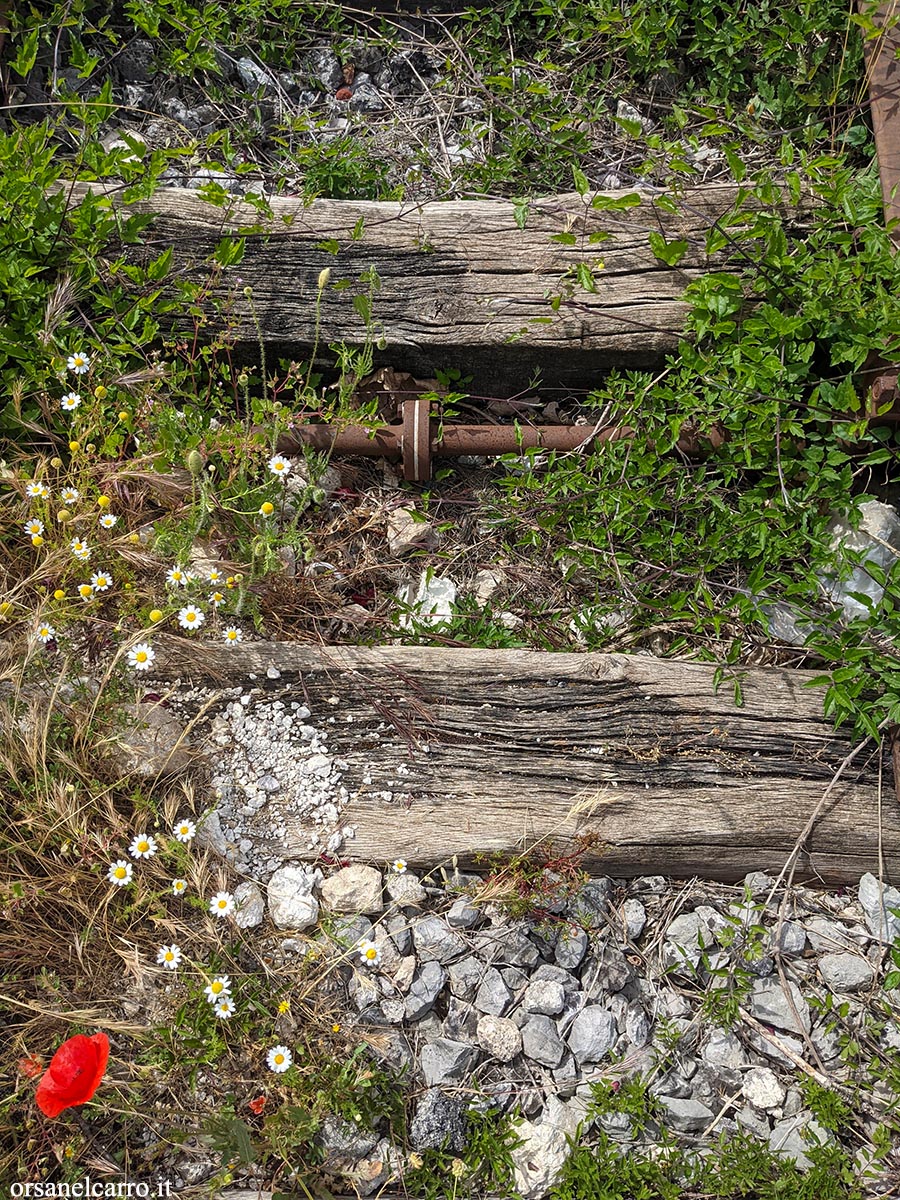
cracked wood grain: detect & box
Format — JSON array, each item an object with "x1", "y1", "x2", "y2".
[{"x1": 149, "y1": 644, "x2": 892, "y2": 883}]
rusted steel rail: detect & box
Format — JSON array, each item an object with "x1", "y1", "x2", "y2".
[{"x1": 863, "y1": 2, "x2": 900, "y2": 412}]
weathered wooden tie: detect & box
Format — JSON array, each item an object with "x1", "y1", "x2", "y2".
[
  {"x1": 151, "y1": 644, "x2": 894, "y2": 886},
  {"x1": 68, "y1": 182, "x2": 806, "y2": 394}
]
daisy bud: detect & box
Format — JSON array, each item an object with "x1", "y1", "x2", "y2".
[
  {"x1": 53, "y1": 590, "x2": 65, "y2": 601},
  {"x1": 118, "y1": 410, "x2": 130, "y2": 421},
  {"x1": 69, "y1": 441, "x2": 80, "y2": 452},
  {"x1": 50, "y1": 457, "x2": 63, "y2": 468},
  {"x1": 95, "y1": 385, "x2": 108, "y2": 399},
  {"x1": 186, "y1": 449, "x2": 204, "y2": 475},
  {"x1": 31, "y1": 535, "x2": 44, "y2": 547},
  {"x1": 57, "y1": 510, "x2": 71, "y2": 523},
  {"x1": 97, "y1": 495, "x2": 111, "y2": 508},
  {"x1": 317, "y1": 267, "x2": 331, "y2": 291}
]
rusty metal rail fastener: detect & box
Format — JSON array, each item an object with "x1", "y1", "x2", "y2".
[{"x1": 277, "y1": 397, "x2": 627, "y2": 481}]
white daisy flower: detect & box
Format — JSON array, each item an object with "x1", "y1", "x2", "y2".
[
  {"x1": 222, "y1": 626, "x2": 243, "y2": 645},
  {"x1": 214, "y1": 996, "x2": 236, "y2": 1020},
  {"x1": 266, "y1": 1045, "x2": 293, "y2": 1073},
  {"x1": 204, "y1": 975, "x2": 231, "y2": 1003},
  {"x1": 67, "y1": 351, "x2": 91, "y2": 374},
  {"x1": 177, "y1": 605, "x2": 205, "y2": 631},
  {"x1": 90, "y1": 571, "x2": 112, "y2": 592},
  {"x1": 35, "y1": 624, "x2": 56, "y2": 643},
  {"x1": 208, "y1": 568, "x2": 223, "y2": 583},
  {"x1": 268, "y1": 454, "x2": 291, "y2": 477},
  {"x1": 24, "y1": 519, "x2": 44, "y2": 536},
  {"x1": 172, "y1": 878, "x2": 188, "y2": 896},
  {"x1": 99, "y1": 513, "x2": 118, "y2": 528},
  {"x1": 358, "y1": 940, "x2": 381, "y2": 968},
  {"x1": 392, "y1": 859, "x2": 407, "y2": 874},
  {"x1": 209, "y1": 591, "x2": 225, "y2": 607},
  {"x1": 129, "y1": 834, "x2": 157, "y2": 859},
  {"x1": 78, "y1": 584, "x2": 95, "y2": 601},
  {"x1": 60, "y1": 487, "x2": 79, "y2": 504},
  {"x1": 166, "y1": 566, "x2": 188, "y2": 587},
  {"x1": 173, "y1": 818, "x2": 196, "y2": 843},
  {"x1": 26, "y1": 482, "x2": 50, "y2": 500},
  {"x1": 156, "y1": 944, "x2": 182, "y2": 970},
  {"x1": 108, "y1": 860, "x2": 133, "y2": 887},
  {"x1": 60, "y1": 392, "x2": 81, "y2": 411},
  {"x1": 209, "y1": 891, "x2": 234, "y2": 918},
  {"x1": 70, "y1": 538, "x2": 90, "y2": 561},
  {"x1": 127, "y1": 642, "x2": 155, "y2": 670}
]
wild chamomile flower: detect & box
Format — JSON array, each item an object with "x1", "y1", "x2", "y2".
[
  {"x1": 214, "y1": 997, "x2": 236, "y2": 1020},
  {"x1": 90, "y1": 571, "x2": 112, "y2": 592},
  {"x1": 78, "y1": 584, "x2": 94, "y2": 601},
  {"x1": 67, "y1": 351, "x2": 91, "y2": 374},
  {"x1": 358, "y1": 940, "x2": 381, "y2": 968},
  {"x1": 222, "y1": 626, "x2": 243, "y2": 646},
  {"x1": 129, "y1": 834, "x2": 157, "y2": 860},
  {"x1": 173, "y1": 818, "x2": 196, "y2": 843},
  {"x1": 60, "y1": 392, "x2": 81, "y2": 412},
  {"x1": 266, "y1": 1046, "x2": 293, "y2": 1073},
  {"x1": 99, "y1": 513, "x2": 118, "y2": 529},
  {"x1": 70, "y1": 538, "x2": 90, "y2": 561},
  {"x1": 166, "y1": 566, "x2": 188, "y2": 587},
  {"x1": 392, "y1": 859, "x2": 407, "y2": 874},
  {"x1": 108, "y1": 860, "x2": 133, "y2": 887},
  {"x1": 204, "y1": 975, "x2": 231, "y2": 1003},
  {"x1": 127, "y1": 643, "x2": 155, "y2": 671},
  {"x1": 172, "y1": 878, "x2": 188, "y2": 896},
  {"x1": 35, "y1": 624, "x2": 56, "y2": 644},
  {"x1": 208, "y1": 568, "x2": 223, "y2": 584},
  {"x1": 268, "y1": 454, "x2": 291, "y2": 478},
  {"x1": 26, "y1": 482, "x2": 50, "y2": 500},
  {"x1": 209, "y1": 591, "x2": 225, "y2": 607},
  {"x1": 177, "y1": 605, "x2": 205, "y2": 631},
  {"x1": 156, "y1": 944, "x2": 182, "y2": 970},
  {"x1": 60, "y1": 487, "x2": 79, "y2": 504},
  {"x1": 209, "y1": 891, "x2": 234, "y2": 918},
  {"x1": 23, "y1": 519, "x2": 44, "y2": 537}
]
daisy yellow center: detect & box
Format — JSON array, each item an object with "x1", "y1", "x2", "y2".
[
  {"x1": 179, "y1": 825, "x2": 189, "y2": 834},
  {"x1": 165, "y1": 952, "x2": 174, "y2": 961},
  {"x1": 138, "y1": 840, "x2": 149, "y2": 852},
  {"x1": 136, "y1": 651, "x2": 148, "y2": 663},
  {"x1": 175, "y1": 882, "x2": 184, "y2": 891},
  {"x1": 211, "y1": 981, "x2": 224, "y2": 994},
  {"x1": 114, "y1": 867, "x2": 127, "y2": 879},
  {"x1": 97, "y1": 577, "x2": 108, "y2": 586},
  {"x1": 227, "y1": 631, "x2": 237, "y2": 640},
  {"x1": 365, "y1": 948, "x2": 377, "y2": 960},
  {"x1": 186, "y1": 612, "x2": 197, "y2": 622},
  {"x1": 274, "y1": 1054, "x2": 284, "y2": 1065},
  {"x1": 217, "y1": 899, "x2": 228, "y2": 909}
]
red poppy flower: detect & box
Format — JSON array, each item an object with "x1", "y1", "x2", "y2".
[
  {"x1": 35, "y1": 1032, "x2": 109, "y2": 1118},
  {"x1": 247, "y1": 1095, "x2": 267, "y2": 1115}
]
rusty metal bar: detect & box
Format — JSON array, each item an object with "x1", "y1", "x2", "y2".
[
  {"x1": 864, "y1": 1, "x2": 900, "y2": 239},
  {"x1": 277, "y1": 396, "x2": 626, "y2": 481}
]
